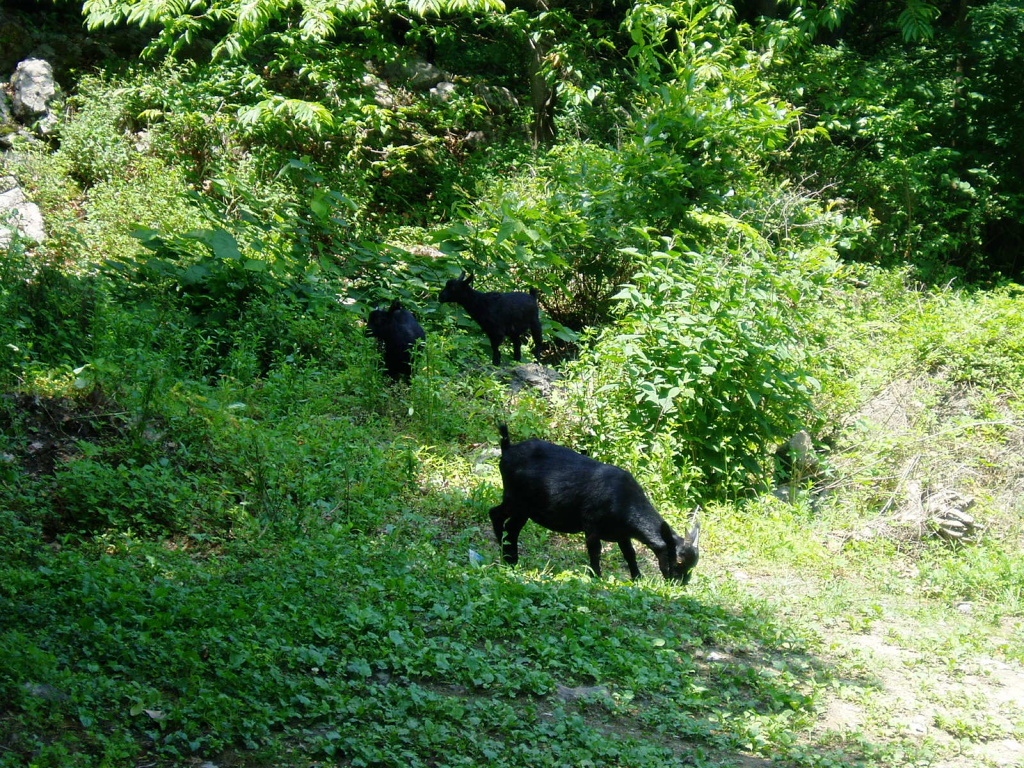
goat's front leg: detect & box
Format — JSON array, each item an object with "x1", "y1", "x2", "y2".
[
  {"x1": 511, "y1": 334, "x2": 524, "y2": 362},
  {"x1": 530, "y1": 322, "x2": 544, "y2": 359},
  {"x1": 618, "y1": 539, "x2": 642, "y2": 580},
  {"x1": 488, "y1": 335, "x2": 504, "y2": 365},
  {"x1": 584, "y1": 531, "x2": 604, "y2": 578},
  {"x1": 489, "y1": 504, "x2": 510, "y2": 558}
]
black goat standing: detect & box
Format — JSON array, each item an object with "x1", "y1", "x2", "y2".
[
  {"x1": 366, "y1": 300, "x2": 426, "y2": 381},
  {"x1": 490, "y1": 425, "x2": 701, "y2": 583},
  {"x1": 438, "y1": 272, "x2": 543, "y2": 365}
]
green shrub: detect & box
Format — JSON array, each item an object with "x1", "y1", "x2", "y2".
[
  {"x1": 0, "y1": 263, "x2": 102, "y2": 376},
  {"x1": 55, "y1": 76, "x2": 137, "y2": 189},
  {"x1": 565, "y1": 223, "x2": 839, "y2": 500},
  {"x1": 79, "y1": 156, "x2": 204, "y2": 263},
  {"x1": 100, "y1": 220, "x2": 351, "y2": 381},
  {"x1": 776, "y1": 32, "x2": 1024, "y2": 281},
  {"x1": 919, "y1": 540, "x2": 1024, "y2": 618},
  {"x1": 437, "y1": 141, "x2": 636, "y2": 332}
]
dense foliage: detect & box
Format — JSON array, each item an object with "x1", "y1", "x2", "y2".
[{"x1": 2, "y1": 0, "x2": 1023, "y2": 764}]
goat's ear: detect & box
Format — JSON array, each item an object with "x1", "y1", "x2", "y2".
[
  {"x1": 686, "y1": 507, "x2": 701, "y2": 547},
  {"x1": 388, "y1": 299, "x2": 402, "y2": 312},
  {"x1": 457, "y1": 271, "x2": 468, "y2": 281}
]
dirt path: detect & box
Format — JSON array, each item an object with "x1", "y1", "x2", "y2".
[{"x1": 812, "y1": 616, "x2": 1024, "y2": 767}]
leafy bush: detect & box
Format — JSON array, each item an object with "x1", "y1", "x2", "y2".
[
  {"x1": 816, "y1": 273, "x2": 1024, "y2": 410},
  {"x1": 910, "y1": 286, "x2": 1024, "y2": 390},
  {"x1": 437, "y1": 141, "x2": 636, "y2": 331},
  {"x1": 55, "y1": 76, "x2": 137, "y2": 189},
  {"x1": 120, "y1": 61, "x2": 272, "y2": 182},
  {"x1": 776, "y1": 22, "x2": 1024, "y2": 281},
  {"x1": 0, "y1": 262, "x2": 102, "y2": 376},
  {"x1": 78, "y1": 156, "x2": 204, "y2": 263},
  {"x1": 565, "y1": 223, "x2": 839, "y2": 500},
  {"x1": 430, "y1": 7, "x2": 824, "y2": 337},
  {"x1": 101, "y1": 221, "x2": 348, "y2": 380},
  {"x1": 620, "y1": 1, "x2": 816, "y2": 229},
  {"x1": 919, "y1": 541, "x2": 1024, "y2": 617}
]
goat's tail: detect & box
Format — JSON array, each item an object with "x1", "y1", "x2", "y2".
[
  {"x1": 497, "y1": 423, "x2": 511, "y2": 451},
  {"x1": 529, "y1": 287, "x2": 540, "y2": 299}
]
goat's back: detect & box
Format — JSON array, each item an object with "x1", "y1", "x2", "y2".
[
  {"x1": 368, "y1": 308, "x2": 424, "y2": 348},
  {"x1": 389, "y1": 309, "x2": 427, "y2": 348},
  {"x1": 476, "y1": 290, "x2": 539, "y2": 334},
  {"x1": 499, "y1": 437, "x2": 658, "y2": 537}
]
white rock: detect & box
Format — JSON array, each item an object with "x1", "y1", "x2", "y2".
[
  {"x1": 11, "y1": 59, "x2": 57, "y2": 119},
  {"x1": 0, "y1": 176, "x2": 47, "y2": 246}
]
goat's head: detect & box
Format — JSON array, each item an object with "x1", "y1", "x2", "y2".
[
  {"x1": 366, "y1": 300, "x2": 404, "y2": 338},
  {"x1": 439, "y1": 272, "x2": 474, "y2": 303},
  {"x1": 366, "y1": 308, "x2": 388, "y2": 338},
  {"x1": 664, "y1": 510, "x2": 701, "y2": 584}
]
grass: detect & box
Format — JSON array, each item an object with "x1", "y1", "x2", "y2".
[
  {"x1": 2, "y1": 333, "x2": 1022, "y2": 768},
  {"x1": 0, "y1": 522, "x2": 815, "y2": 767}
]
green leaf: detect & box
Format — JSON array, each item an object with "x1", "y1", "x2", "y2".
[
  {"x1": 206, "y1": 228, "x2": 244, "y2": 261},
  {"x1": 181, "y1": 264, "x2": 211, "y2": 284}
]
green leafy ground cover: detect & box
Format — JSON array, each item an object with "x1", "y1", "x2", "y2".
[{"x1": 2, "y1": 274, "x2": 1022, "y2": 766}]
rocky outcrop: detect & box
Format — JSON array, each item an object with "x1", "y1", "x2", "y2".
[
  {"x1": 383, "y1": 58, "x2": 447, "y2": 91},
  {"x1": 507, "y1": 363, "x2": 563, "y2": 397},
  {"x1": 362, "y1": 59, "x2": 519, "y2": 151},
  {"x1": 0, "y1": 57, "x2": 58, "y2": 246}
]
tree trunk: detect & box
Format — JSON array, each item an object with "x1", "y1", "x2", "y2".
[
  {"x1": 950, "y1": 0, "x2": 972, "y2": 147},
  {"x1": 528, "y1": 32, "x2": 557, "y2": 146}
]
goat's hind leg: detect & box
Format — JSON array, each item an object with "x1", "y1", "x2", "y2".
[
  {"x1": 490, "y1": 504, "x2": 526, "y2": 566},
  {"x1": 489, "y1": 504, "x2": 508, "y2": 546}
]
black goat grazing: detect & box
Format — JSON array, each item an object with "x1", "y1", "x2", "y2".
[
  {"x1": 438, "y1": 272, "x2": 543, "y2": 365},
  {"x1": 366, "y1": 300, "x2": 426, "y2": 381},
  {"x1": 490, "y1": 425, "x2": 701, "y2": 583}
]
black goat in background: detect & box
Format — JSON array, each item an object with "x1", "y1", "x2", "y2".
[
  {"x1": 367, "y1": 300, "x2": 426, "y2": 381},
  {"x1": 438, "y1": 272, "x2": 543, "y2": 365}
]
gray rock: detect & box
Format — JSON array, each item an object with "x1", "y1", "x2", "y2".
[
  {"x1": 408, "y1": 244, "x2": 445, "y2": 260},
  {"x1": 362, "y1": 72, "x2": 396, "y2": 109},
  {"x1": 508, "y1": 363, "x2": 563, "y2": 396},
  {"x1": 429, "y1": 81, "x2": 457, "y2": 102},
  {"x1": 0, "y1": 175, "x2": 47, "y2": 246},
  {"x1": 11, "y1": 58, "x2": 56, "y2": 119},
  {"x1": 22, "y1": 682, "x2": 70, "y2": 702},
  {"x1": 472, "y1": 445, "x2": 501, "y2": 475},
  {"x1": 474, "y1": 84, "x2": 519, "y2": 111},
  {"x1": 555, "y1": 683, "x2": 611, "y2": 702},
  {"x1": 926, "y1": 488, "x2": 978, "y2": 541},
  {"x1": 384, "y1": 59, "x2": 446, "y2": 91}
]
